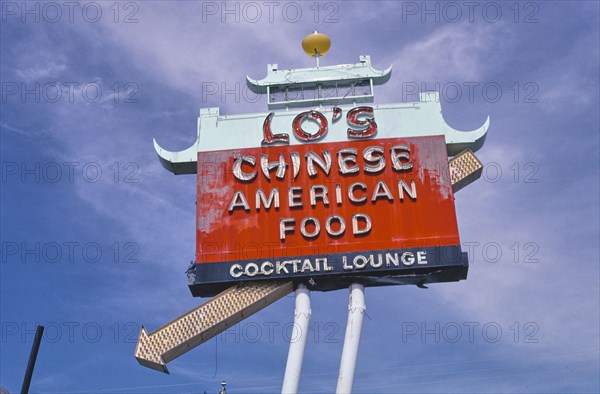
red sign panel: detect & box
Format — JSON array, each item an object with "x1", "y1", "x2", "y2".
[{"x1": 189, "y1": 135, "x2": 464, "y2": 296}]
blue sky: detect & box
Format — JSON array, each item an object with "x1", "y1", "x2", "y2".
[{"x1": 1, "y1": 1, "x2": 599, "y2": 393}]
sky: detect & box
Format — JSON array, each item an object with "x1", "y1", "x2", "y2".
[{"x1": 1, "y1": 1, "x2": 599, "y2": 393}]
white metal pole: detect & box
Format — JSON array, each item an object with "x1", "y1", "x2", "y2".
[
  {"x1": 336, "y1": 283, "x2": 365, "y2": 394},
  {"x1": 281, "y1": 284, "x2": 311, "y2": 394}
]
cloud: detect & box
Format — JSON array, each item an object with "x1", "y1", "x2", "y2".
[
  {"x1": 14, "y1": 58, "x2": 67, "y2": 82},
  {"x1": 538, "y1": 31, "x2": 600, "y2": 113},
  {"x1": 384, "y1": 22, "x2": 514, "y2": 84}
]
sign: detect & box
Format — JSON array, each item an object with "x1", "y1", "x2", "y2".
[
  {"x1": 138, "y1": 47, "x2": 488, "y2": 375},
  {"x1": 190, "y1": 135, "x2": 467, "y2": 296}
]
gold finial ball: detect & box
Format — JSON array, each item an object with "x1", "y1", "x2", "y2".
[{"x1": 302, "y1": 31, "x2": 331, "y2": 57}]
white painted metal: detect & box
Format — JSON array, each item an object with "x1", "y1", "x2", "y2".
[
  {"x1": 336, "y1": 283, "x2": 366, "y2": 394},
  {"x1": 154, "y1": 92, "x2": 489, "y2": 174},
  {"x1": 246, "y1": 55, "x2": 392, "y2": 94},
  {"x1": 281, "y1": 284, "x2": 311, "y2": 394}
]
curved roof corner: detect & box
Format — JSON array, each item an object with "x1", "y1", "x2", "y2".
[
  {"x1": 153, "y1": 138, "x2": 198, "y2": 175},
  {"x1": 444, "y1": 115, "x2": 490, "y2": 156}
]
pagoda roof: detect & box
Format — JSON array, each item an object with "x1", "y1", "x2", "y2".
[{"x1": 246, "y1": 55, "x2": 392, "y2": 94}]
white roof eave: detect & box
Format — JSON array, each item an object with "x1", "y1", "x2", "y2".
[
  {"x1": 247, "y1": 55, "x2": 392, "y2": 94},
  {"x1": 153, "y1": 97, "x2": 489, "y2": 175}
]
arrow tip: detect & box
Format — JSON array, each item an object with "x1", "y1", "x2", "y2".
[{"x1": 135, "y1": 326, "x2": 170, "y2": 374}]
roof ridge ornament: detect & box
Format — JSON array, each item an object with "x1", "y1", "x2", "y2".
[
  {"x1": 302, "y1": 30, "x2": 331, "y2": 67},
  {"x1": 246, "y1": 31, "x2": 392, "y2": 109}
]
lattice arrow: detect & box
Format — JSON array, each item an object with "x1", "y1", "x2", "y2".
[{"x1": 135, "y1": 281, "x2": 293, "y2": 373}]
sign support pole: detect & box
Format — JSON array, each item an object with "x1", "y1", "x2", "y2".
[
  {"x1": 281, "y1": 284, "x2": 311, "y2": 394},
  {"x1": 336, "y1": 284, "x2": 365, "y2": 394}
]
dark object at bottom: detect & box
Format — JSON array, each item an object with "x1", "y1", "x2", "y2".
[{"x1": 21, "y1": 325, "x2": 44, "y2": 394}]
